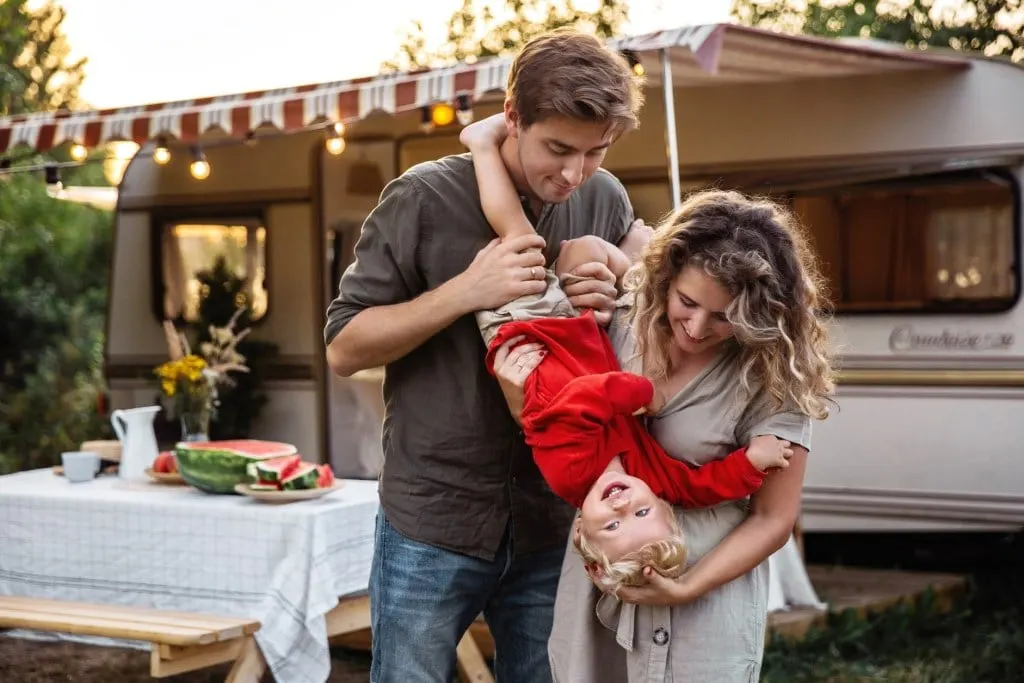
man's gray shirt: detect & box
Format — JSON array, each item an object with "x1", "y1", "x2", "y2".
[{"x1": 325, "y1": 153, "x2": 633, "y2": 560}]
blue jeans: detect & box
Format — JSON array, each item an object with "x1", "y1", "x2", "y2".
[{"x1": 368, "y1": 509, "x2": 565, "y2": 683}]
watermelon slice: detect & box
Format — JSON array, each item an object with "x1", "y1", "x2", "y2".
[
  {"x1": 281, "y1": 462, "x2": 319, "y2": 490},
  {"x1": 175, "y1": 439, "x2": 298, "y2": 494},
  {"x1": 255, "y1": 455, "x2": 301, "y2": 484},
  {"x1": 316, "y1": 464, "x2": 335, "y2": 489}
]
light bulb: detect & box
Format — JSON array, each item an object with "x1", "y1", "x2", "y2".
[
  {"x1": 190, "y1": 159, "x2": 210, "y2": 180},
  {"x1": 154, "y1": 146, "x2": 171, "y2": 165},
  {"x1": 326, "y1": 136, "x2": 346, "y2": 156},
  {"x1": 431, "y1": 103, "x2": 455, "y2": 127},
  {"x1": 70, "y1": 143, "x2": 88, "y2": 161}
]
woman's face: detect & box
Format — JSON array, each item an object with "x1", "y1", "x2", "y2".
[{"x1": 666, "y1": 265, "x2": 735, "y2": 355}]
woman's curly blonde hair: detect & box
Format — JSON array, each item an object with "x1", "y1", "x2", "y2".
[
  {"x1": 624, "y1": 189, "x2": 836, "y2": 420},
  {"x1": 572, "y1": 501, "x2": 688, "y2": 594}
]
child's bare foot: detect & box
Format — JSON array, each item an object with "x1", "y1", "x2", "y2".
[
  {"x1": 460, "y1": 113, "x2": 508, "y2": 149},
  {"x1": 746, "y1": 435, "x2": 793, "y2": 472}
]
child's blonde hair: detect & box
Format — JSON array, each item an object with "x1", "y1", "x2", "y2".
[{"x1": 572, "y1": 500, "x2": 688, "y2": 594}]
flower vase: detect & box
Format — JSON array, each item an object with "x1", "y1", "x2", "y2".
[{"x1": 180, "y1": 407, "x2": 212, "y2": 443}]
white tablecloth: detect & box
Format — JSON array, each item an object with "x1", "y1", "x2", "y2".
[{"x1": 0, "y1": 468, "x2": 380, "y2": 683}]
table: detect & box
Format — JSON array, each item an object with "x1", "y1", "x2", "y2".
[{"x1": 0, "y1": 468, "x2": 379, "y2": 683}]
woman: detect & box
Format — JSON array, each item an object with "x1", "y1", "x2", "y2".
[{"x1": 494, "y1": 189, "x2": 836, "y2": 681}]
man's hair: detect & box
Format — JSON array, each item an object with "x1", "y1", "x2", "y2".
[
  {"x1": 572, "y1": 500, "x2": 687, "y2": 594},
  {"x1": 506, "y1": 28, "x2": 644, "y2": 134}
]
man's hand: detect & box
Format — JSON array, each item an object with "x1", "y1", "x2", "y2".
[
  {"x1": 561, "y1": 261, "x2": 618, "y2": 326},
  {"x1": 456, "y1": 234, "x2": 549, "y2": 312}
]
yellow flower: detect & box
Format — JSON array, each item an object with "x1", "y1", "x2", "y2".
[{"x1": 161, "y1": 379, "x2": 176, "y2": 397}]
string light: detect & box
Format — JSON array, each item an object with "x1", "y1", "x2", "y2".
[
  {"x1": 455, "y1": 94, "x2": 474, "y2": 125},
  {"x1": 622, "y1": 49, "x2": 645, "y2": 78},
  {"x1": 325, "y1": 121, "x2": 346, "y2": 155},
  {"x1": 69, "y1": 143, "x2": 88, "y2": 162},
  {"x1": 153, "y1": 136, "x2": 171, "y2": 165},
  {"x1": 419, "y1": 106, "x2": 434, "y2": 133},
  {"x1": 189, "y1": 146, "x2": 210, "y2": 180},
  {"x1": 44, "y1": 165, "x2": 62, "y2": 190},
  {"x1": 431, "y1": 102, "x2": 456, "y2": 127}
]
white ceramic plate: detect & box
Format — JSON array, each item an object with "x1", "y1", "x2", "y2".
[{"x1": 234, "y1": 481, "x2": 344, "y2": 503}]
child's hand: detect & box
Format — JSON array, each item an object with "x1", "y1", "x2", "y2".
[
  {"x1": 459, "y1": 113, "x2": 508, "y2": 149},
  {"x1": 746, "y1": 435, "x2": 793, "y2": 472}
]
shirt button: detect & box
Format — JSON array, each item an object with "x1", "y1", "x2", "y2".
[{"x1": 652, "y1": 627, "x2": 669, "y2": 646}]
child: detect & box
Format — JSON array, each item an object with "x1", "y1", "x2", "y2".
[{"x1": 461, "y1": 115, "x2": 792, "y2": 593}]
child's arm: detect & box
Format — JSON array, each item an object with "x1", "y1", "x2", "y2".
[
  {"x1": 631, "y1": 445, "x2": 766, "y2": 509},
  {"x1": 460, "y1": 115, "x2": 535, "y2": 241}
]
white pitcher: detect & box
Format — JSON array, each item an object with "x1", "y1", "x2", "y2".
[{"x1": 110, "y1": 405, "x2": 162, "y2": 482}]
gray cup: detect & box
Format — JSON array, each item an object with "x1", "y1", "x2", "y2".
[{"x1": 62, "y1": 451, "x2": 100, "y2": 483}]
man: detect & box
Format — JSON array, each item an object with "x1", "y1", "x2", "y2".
[{"x1": 324, "y1": 29, "x2": 644, "y2": 682}]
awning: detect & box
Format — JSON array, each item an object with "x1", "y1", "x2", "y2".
[{"x1": 0, "y1": 22, "x2": 970, "y2": 155}]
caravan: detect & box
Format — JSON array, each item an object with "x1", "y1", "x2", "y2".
[{"x1": 4, "y1": 23, "x2": 1020, "y2": 534}]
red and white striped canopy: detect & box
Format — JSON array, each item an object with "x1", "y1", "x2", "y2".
[{"x1": 0, "y1": 23, "x2": 969, "y2": 155}]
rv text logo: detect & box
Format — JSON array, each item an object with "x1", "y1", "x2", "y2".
[{"x1": 889, "y1": 326, "x2": 1015, "y2": 352}]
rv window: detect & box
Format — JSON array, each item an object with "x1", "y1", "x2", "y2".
[
  {"x1": 159, "y1": 221, "x2": 268, "y2": 322},
  {"x1": 792, "y1": 172, "x2": 1017, "y2": 314}
]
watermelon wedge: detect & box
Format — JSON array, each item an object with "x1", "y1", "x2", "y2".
[
  {"x1": 175, "y1": 439, "x2": 297, "y2": 494},
  {"x1": 255, "y1": 455, "x2": 301, "y2": 484},
  {"x1": 281, "y1": 462, "x2": 319, "y2": 490},
  {"x1": 316, "y1": 464, "x2": 335, "y2": 489}
]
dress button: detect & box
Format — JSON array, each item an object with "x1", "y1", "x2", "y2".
[{"x1": 652, "y1": 627, "x2": 669, "y2": 646}]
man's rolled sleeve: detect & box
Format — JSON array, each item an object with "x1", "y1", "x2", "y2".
[{"x1": 324, "y1": 176, "x2": 425, "y2": 345}]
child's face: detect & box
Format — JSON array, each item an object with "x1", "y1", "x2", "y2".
[{"x1": 579, "y1": 470, "x2": 676, "y2": 562}]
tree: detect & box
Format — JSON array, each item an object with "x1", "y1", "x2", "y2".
[
  {"x1": 730, "y1": 0, "x2": 1024, "y2": 62},
  {"x1": 385, "y1": 0, "x2": 629, "y2": 72},
  {"x1": 0, "y1": 0, "x2": 87, "y2": 115}
]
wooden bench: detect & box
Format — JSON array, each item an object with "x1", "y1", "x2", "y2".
[{"x1": 0, "y1": 596, "x2": 262, "y2": 681}]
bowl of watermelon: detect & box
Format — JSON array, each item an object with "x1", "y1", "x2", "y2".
[{"x1": 235, "y1": 453, "x2": 340, "y2": 503}]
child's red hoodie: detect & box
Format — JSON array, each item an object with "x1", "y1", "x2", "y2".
[{"x1": 486, "y1": 312, "x2": 764, "y2": 508}]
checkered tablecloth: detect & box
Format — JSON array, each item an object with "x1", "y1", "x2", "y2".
[{"x1": 0, "y1": 468, "x2": 380, "y2": 683}]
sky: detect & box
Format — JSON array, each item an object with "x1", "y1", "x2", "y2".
[{"x1": 54, "y1": 0, "x2": 732, "y2": 109}]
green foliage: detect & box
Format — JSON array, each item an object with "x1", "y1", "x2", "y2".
[
  {"x1": 762, "y1": 568, "x2": 1024, "y2": 682},
  {"x1": 0, "y1": 174, "x2": 112, "y2": 473},
  {"x1": 385, "y1": 0, "x2": 629, "y2": 71},
  {"x1": 189, "y1": 257, "x2": 278, "y2": 440},
  {"x1": 731, "y1": 0, "x2": 1024, "y2": 62},
  {"x1": 0, "y1": 0, "x2": 87, "y2": 115}
]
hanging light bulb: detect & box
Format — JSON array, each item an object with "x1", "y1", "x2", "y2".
[
  {"x1": 153, "y1": 136, "x2": 171, "y2": 165},
  {"x1": 44, "y1": 165, "x2": 62, "y2": 190},
  {"x1": 325, "y1": 120, "x2": 346, "y2": 155},
  {"x1": 69, "y1": 143, "x2": 88, "y2": 161},
  {"x1": 189, "y1": 146, "x2": 210, "y2": 180},
  {"x1": 622, "y1": 49, "x2": 645, "y2": 78},
  {"x1": 431, "y1": 102, "x2": 456, "y2": 127},
  {"x1": 419, "y1": 107, "x2": 434, "y2": 133},
  {"x1": 455, "y1": 94, "x2": 474, "y2": 126}
]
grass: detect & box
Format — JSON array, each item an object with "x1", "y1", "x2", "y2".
[{"x1": 762, "y1": 533, "x2": 1024, "y2": 683}]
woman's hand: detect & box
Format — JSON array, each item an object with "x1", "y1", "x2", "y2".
[
  {"x1": 614, "y1": 567, "x2": 697, "y2": 606},
  {"x1": 492, "y1": 334, "x2": 546, "y2": 423}
]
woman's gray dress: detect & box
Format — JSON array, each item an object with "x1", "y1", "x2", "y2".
[{"x1": 548, "y1": 311, "x2": 812, "y2": 682}]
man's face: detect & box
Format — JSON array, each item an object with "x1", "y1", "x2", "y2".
[{"x1": 506, "y1": 105, "x2": 614, "y2": 204}]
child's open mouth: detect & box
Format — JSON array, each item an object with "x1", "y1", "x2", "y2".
[{"x1": 601, "y1": 482, "x2": 630, "y2": 500}]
